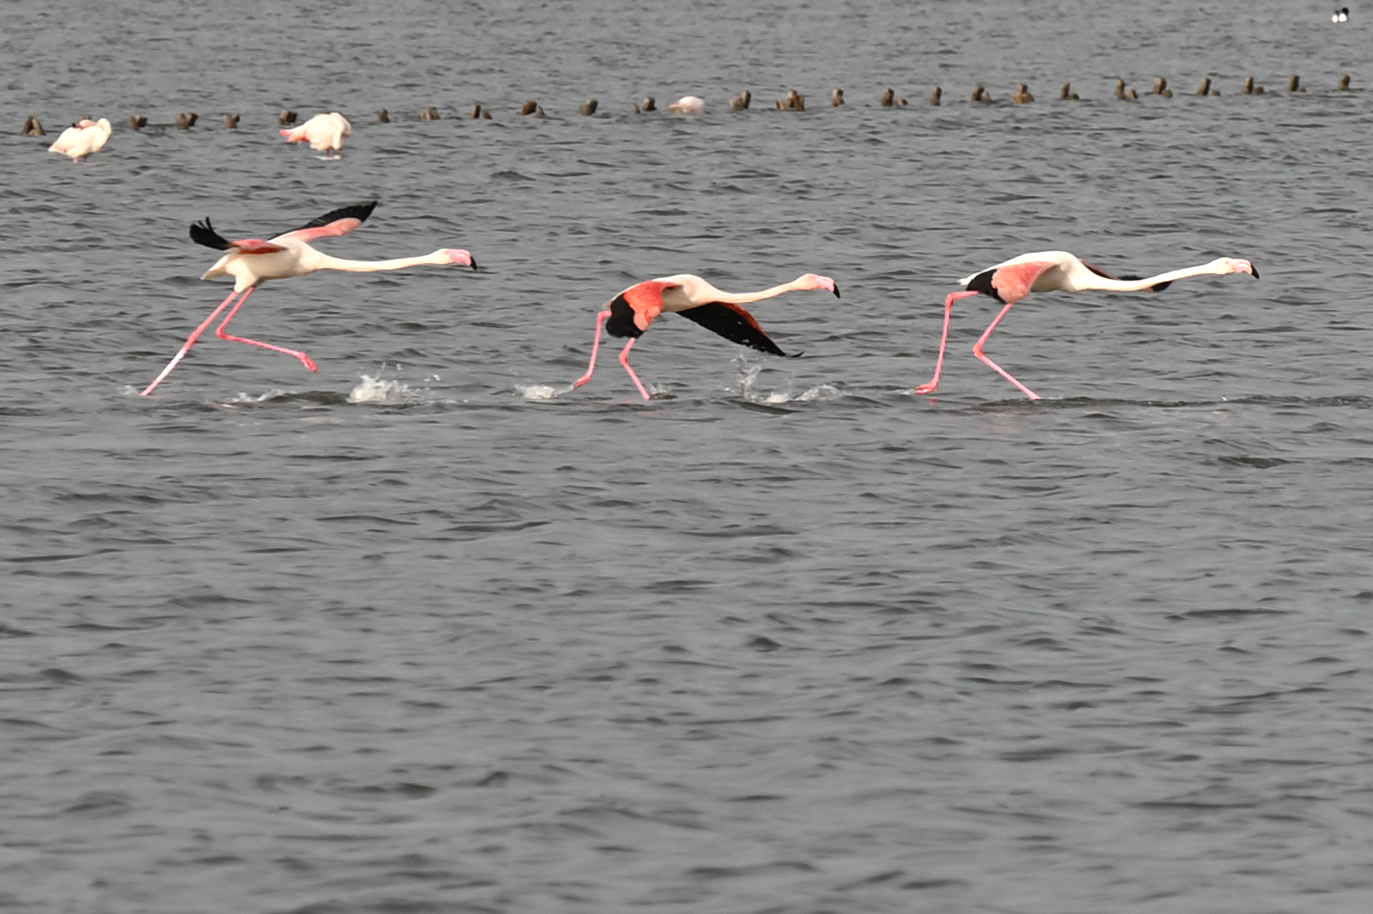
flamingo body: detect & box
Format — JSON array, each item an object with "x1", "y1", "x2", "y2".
[
  {"x1": 914, "y1": 250, "x2": 1258, "y2": 400},
  {"x1": 141, "y1": 201, "x2": 474, "y2": 395},
  {"x1": 668, "y1": 96, "x2": 705, "y2": 115},
  {"x1": 280, "y1": 112, "x2": 351, "y2": 155},
  {"x1": 48, "y1": 118, "x2": 111, "y2": 161},
  {"x1": 573, "y1": 272, "x2": 838, "y2": 399}
]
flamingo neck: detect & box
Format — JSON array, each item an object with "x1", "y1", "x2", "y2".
[
  {"x1": 1083, "y1": 260, "x2": 1232, "y2": 292},
  {"x1": 308, "y1": 250, "x2": 449, "y2": 273},
  {"x1": 713, "y1": 278, "x2": 808, "y2": 304}
]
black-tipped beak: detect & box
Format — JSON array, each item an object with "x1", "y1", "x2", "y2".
[
  {"x1": 1250, "y1": 264, "x2": 1259, "y2": 279},
  {"x1": 470, "y1": 258, "x2": 480, "y2": 271},
  {"x1": 832, "y1": 284, "x2": 841, "y2": 299}
]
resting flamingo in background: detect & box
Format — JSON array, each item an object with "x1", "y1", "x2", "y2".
[
  {"x1": 573, "y1": 273, "x2": 839, "y2": 399},
  {"x1": 141, "y1": 201, "x2": 475, "y2": 396},
  {"x1": 913, "y1": 250, "x2": 1258, "y2": 400},
  {"x1": 668, "y1": 96, "x2": 706, "y2": 114},
  {"x1": 48, "y1": 117, "x2": 112, "y2": 161},
  {"x1": 280, "y1": 112, "x2": 351, "y2": 157}
]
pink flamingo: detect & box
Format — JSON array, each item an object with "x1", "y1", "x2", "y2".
[
  {"x1": 573, "y1": 272, "x2": 839, "y2": 399},
  {"x1": 280, "y1": 112, "x2": 351, "y2": 157},
  {"x1": 48, "y1": 117, "x2": 112, "y2": 161},
  {"x1": 141, "y1": 201, "x2": 475, "y2": 396},
  {"x1": 913, "y1": 250, "x2": 1258, "y2": 400}
]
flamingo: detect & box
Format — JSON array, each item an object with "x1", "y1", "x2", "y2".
[
  {"x1": 141, "y1": 201, "x2": 475, "y2": 396},
  {"x1": 572, "y1": 272, "x2": 839, "y2": 399},
  {"x1": 669, "y1": 95, "x2": 705, "y2": 114},
  {"x1": 280, "y1": 112, "x2": 351, "y2": 157},
  {"x1": 912, "y1": 250, "x2": 1259, "y2": 400},
  {"x1": 47, "y1": 118, "x2": 111, "y2": 161}
]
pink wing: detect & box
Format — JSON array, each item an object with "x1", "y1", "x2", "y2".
[
  {"x1": 190, "y1": 220, "x2": 285, "y2": 254},
  {"x1": 988, "y1": 260, "x2": 1058, "y2": 304},
  {"x1": 274, "y1": 201, "x2": 378, "y2": 244},
  {"x1": 230, "y1": 239, "x2": 287, "y2": 255}
]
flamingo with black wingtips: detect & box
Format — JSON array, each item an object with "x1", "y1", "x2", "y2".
[
  {"x1": 912, "y1": 250, "x2": 1258, "y2": 400},
  {"x1": 573, "y1": 273, "x2": 839, "y2": 399},
  {"x1": 141, "y1": 201, "x2": 475, "y2": 396}
]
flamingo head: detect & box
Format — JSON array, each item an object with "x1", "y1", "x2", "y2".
[
  {"x1": 1217, "y1": 258, "x2": 1258, "y2": 279},
  {"x1": 441, "y1": 248, "x2": 477, "y2": 269},
  {"x1": 800, "y1": 273, "x2": 841, "y2": 297}
]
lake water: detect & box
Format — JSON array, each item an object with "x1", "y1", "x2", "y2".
[{"x1": 4, "y1": 1, "x2": 1373, "y2": 911}]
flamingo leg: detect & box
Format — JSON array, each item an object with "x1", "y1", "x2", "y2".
[
  {"x1": 140, "y1": 287, "x2": 246, "y2": 396},
  {"x1": 617, "y1": 339, "x2": 651, "y2": 400},
  {"x1": 914, "y1": 290, "x2": 980, "y2": 395},
  {"x1": 572, "y1": 310, "x2": 611, "y2": 389},
  {"x1": 972, "y1": 300, "x2": 1040, "y2": 400},
  {"x1": 214, "y1": 288, "x2": 318, "y2": 372}
]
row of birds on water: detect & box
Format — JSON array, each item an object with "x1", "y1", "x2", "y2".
[
  {"x1": 27, "y1": 72, "x2": 1358, "y2": 161},
  {"x1": 135, "y1": 200, "x2": 1259, "y2": 403}
]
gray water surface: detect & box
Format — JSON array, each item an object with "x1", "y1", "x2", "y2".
[{"x1": 3, "y1": 1, "x2": 1373, "y2": 911}]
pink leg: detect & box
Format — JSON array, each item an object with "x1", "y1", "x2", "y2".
[
  {"x1": 214, "y1": 288, "x2": 318, "y2": 372},
  {"x1": 972, "y1": 300, "x2": 1039, "y2": 400},
  {"x1": 141, "y1": 287, "x2": 246, "y2": 396},
  {"x1": 914, "y1": 290, "x2": 980, "y2": 394},
  {"x1": 617, "y1": 338, "x2": 651, "y2": 400},
  {"x1": 573, "y1": 310, "x2": 611, "y2": 389}
]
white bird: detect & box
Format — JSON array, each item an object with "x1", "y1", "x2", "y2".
[
  {"x1": 141, "y1": 201, "x2": 475, "y2": 395},
  {"x1": 47, "y1": 118, "x2": 112, "y2": 162},
  {"x1": 668, "y1": 96, "x2": 705, "y2": 115},
  {"x1": 913, "y1": 250, "x2": 1259, "y2": 400},
  {"x1": 280, "y1": 112, "x2": 351, "y2": 157}
]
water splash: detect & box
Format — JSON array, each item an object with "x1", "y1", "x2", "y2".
[
  {"x1": 517, "y1": 383, "x2": 575, "y2": 400},
  {"x1": 735, "y1": 364, "x2": 842, "y2": 405},
  {"x1": 348, "y1": 374, "x2": 414, "y2": 403}
]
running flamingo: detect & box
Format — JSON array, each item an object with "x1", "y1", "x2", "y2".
[
  {"x1": 573, "y1": 272, "x2": 839, "y2": 399},
  {"x1": 48, "y1": 117, "x2": 112, "y2": 161},
  {"x1": 141, "y1": 201, "x2": 475, "y2": 396},
  {"x1": 913, "y1": 250, "x2": 1258, "y2": 400},
  {"x1": 280, "y1": 112, "x2": 351, "y2": 157}
]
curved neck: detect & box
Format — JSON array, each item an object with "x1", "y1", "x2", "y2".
[{"x1": 308, "y1": 250, "x2": 448, "y2": 273}]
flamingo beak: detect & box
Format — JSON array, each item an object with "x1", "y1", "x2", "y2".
[
  {"x1": 1248, "y1": 263, "x2": 1259, "y2": 279},
  {"x1": 814, "y1": 275, "x2": 840, "y2": 297}
]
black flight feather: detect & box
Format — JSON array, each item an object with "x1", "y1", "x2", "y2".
[
  {"x1": 282, "y1": 200, "x2": 378, "y2": 236},
  {"x1": 677, "y1": 302, "x2": 790, "y2": 357},
  {"x1": 189, "y1": 219, "x2": 232, "y2": 250}
]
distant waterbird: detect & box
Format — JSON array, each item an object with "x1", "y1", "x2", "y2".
[
  {"x1": 280, "y1": 112, "x2": 350, "y2": 157},
  {"x1": 47, "y1": 117, "x2": 111, "y2": 161}
]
